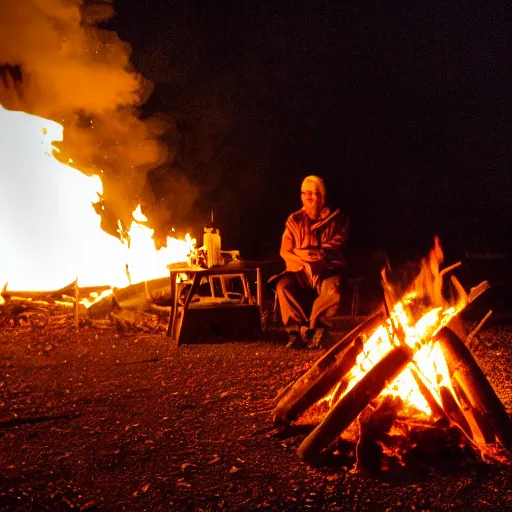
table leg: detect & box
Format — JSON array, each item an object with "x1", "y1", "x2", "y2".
[
  {"x1": 256, "y1": 267, "x2": 263, "y2": 319},
  {"x1": 166, "y1": 271, "x2": 178, "y2": 338},
  {"x1": 176, "y1": 273, "x2": 202, "y2": 346}
]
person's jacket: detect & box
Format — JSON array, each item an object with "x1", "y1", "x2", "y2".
[{"x1": 280, "y1": 207, "x2": 349, "y2": 275}]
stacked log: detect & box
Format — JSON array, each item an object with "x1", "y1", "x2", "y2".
[
  {"x1": 437, "y1": 327, "x2": 512, "y2": 453},
  {"x1": 297, "y1": 345, "x2": 413, "y2": 466},
  {"x1": 273, "y1": 310, "x2": 385, "y2": 425},
  {"x1": 274, "y1": 314, "x2": 511, "y2": 468}
]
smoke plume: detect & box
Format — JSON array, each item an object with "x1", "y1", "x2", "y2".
[{"x1": 0, "y1": 0, "x2": 171, "y2": 235}]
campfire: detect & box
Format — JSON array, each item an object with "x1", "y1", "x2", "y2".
[
  {"x1": 0, "y1": 103, "x2": 250, "y2": 331},
  {"x1": 0, "y1": 102, "x2": 200, "y2": 321},
  {"x1": 274, "y1": 238, "x2": 512, "y2": 470},
  {"x1": 0, "y1": 104, "x2": 196, "y2": 295}
]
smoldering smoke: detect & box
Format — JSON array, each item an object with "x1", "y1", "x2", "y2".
[{"x1": 0, "y1": 0, "x2": 178, "y2": 238}]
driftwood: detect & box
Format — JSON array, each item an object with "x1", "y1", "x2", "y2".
[
  {"x1": 1, "y1": 282, "x2": 110, "y2": 301},
  {"x1": 113, "y1": 277, "x2": 170, "y2": 308},
  {"x1": 437, "y1": 327, "x2": 512, "y2": 453},
  {"x1": 86, "y1": 293, "x2": 117, "y2": 318},
  {"x1": 297, "y1": 345, "x2": 413, "y2": 466},
  {"x1": 273, "y1": 310, "x2": 385, "y2": 425},
  {"x1": 87, "y1": 277, "x2": 172, "y2": 318},
  {"x1": 110, "y1": 309, "x2": 160, "y2": 331}
]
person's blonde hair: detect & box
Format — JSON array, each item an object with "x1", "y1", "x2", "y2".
[{"x1": 301, "y1": 175, "x2": 326, "y2": 201}]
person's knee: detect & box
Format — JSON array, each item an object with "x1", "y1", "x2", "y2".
[
  {"x1": 276, "y1": 274, "x2": 294, "y2": 293},
  {"x1": 322, "y1": 276, "x2": 341, "y2": 296}
]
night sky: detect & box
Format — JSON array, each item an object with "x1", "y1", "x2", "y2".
[{"x1": 110, "y1": 0, "x2": 511, "y2": 267}]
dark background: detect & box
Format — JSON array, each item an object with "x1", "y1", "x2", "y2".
[{"x1": 110, "y1": 0, "x2": 511, "y2": 271}]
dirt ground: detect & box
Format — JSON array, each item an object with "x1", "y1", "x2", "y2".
[{"x1": 0, "y1": 314, "x2": 511, "y2": 511}]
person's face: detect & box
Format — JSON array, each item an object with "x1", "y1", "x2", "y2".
[{"x1": 301, "y1": 181, "x2": 323, "y2": 211}]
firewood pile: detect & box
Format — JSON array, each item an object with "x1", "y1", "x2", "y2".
[
  {"x1": 0, "y1": 278, "x2": 172, "y2": 333},
  {"x1": 273, "y1": 240, "x2": 512, "y2": 471}
]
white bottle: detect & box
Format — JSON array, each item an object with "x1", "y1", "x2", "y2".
[{"x1": 203, "y1": 227, "x2": 222, "y2": 267}]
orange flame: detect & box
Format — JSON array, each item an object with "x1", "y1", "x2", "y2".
[
  {"x1": 324, "y1": 239, "x2": 466, "y2": 419},
  {"x1": 0, "y1": 104, "x2": 195, "y2": 292}
]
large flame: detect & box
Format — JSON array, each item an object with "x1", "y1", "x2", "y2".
[
  {"x1": 0, "y1": 105, "x2": 194, "y2": 291},
  {"x1": 343, "y1": 298, "x2": 463, "y2": 417},
  {"x1": 324, "y1": 241, "x2": 467, "y2": 420}
]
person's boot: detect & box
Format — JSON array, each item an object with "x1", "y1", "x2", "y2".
[
  {"x1": 286, "y1": 330, "x2": 306, "y2": 349},
  {"x1": 300, "y1": 325, "x2": 314, "y2": 347},
  {"x1": 310, "y1": 327, "x2": 331, "y2": 348}
]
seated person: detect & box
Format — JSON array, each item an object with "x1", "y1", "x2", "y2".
[{"x1": 276, "y1": 175, "x2": 349, "y2": 348}]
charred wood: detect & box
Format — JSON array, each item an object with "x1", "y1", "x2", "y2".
[
  {"x1": 356, "y1": 396, "x2": 402, "y2": 473},
  {"x1": 297, "y1": 345, "x2": 413, "y2": 466},
  {"x1": 451, "y1": 378, "x2": 492, "y2": 445},
  {"x1": 467, "y1": 281, "x2": 491, "y2": 304},
  {"x1": 439, "y1": 385, "x2": 473, "y2": 442},
  {"x1": 274, "y1": 369, "x2": 307, "y2": 404}
]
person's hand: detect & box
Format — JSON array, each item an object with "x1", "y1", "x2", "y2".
[
  {"x1": 294, "y1": 248, "x2": 323, "y2": 263},
  {"x1": 308, "y1": 259, "x2": 327, "y2": 275}
]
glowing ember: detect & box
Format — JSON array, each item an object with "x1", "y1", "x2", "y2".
[{"x1": 0, "y1": 105, "x2": 195, "y2": 291}]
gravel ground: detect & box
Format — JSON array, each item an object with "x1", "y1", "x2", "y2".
[{"x1": 0, "y1": 316, "x2": 511, "y2": 511}]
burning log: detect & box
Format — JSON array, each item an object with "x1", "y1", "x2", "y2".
[
  {"x1": 409, "y1": 366, "x2": 448, "y2": 424},
  {"x1": 274, "y1": 237, "x2": 511, "y2": 471},
  {"x1": 355, "y1": 395, "x2": 402, "y2": 473},
  {"x1": 276, "y1": 336, "x2": 364, "y2": 425},
  {"x1": 437, "y1": 327, "x2": 512, "y2": 453},
  {"x1": 113, "y1": 277, "x2": 171, "y2": 308},
  {"x1": 438, "y1": 385, "x2": 473, "y2": 441},
  {"x1": 1, "y1": 281, "x2": 110, "y2": 301},
  {"x1": 273, "y1": 311, "x2": 385, "y2": 425},
  {"x1": 468, "y1": 280, "x2": 491, "y2": 303},
  {"x1": 86, "y1": 292, "x2": 117, "y2": 319},
  {"x1": 297, "y1": 345, "x2": 413, "y2": 466},
  {"x1": 450, "y1": 378, "x2": 492, "y2": 445},
  {"x1": 87, "y1": 277, "x2": 172, "y2": 318}
]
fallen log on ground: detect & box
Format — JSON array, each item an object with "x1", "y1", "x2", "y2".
[
  {"x1": 87, "y1": 277, "x2": 172, "y2": 318},
  {"x1": 110, "y1": 309, "x2": 160, "y2": 331},
  {"x1": 1, "y1": 282, "x2": 110, "y2": 301}
]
